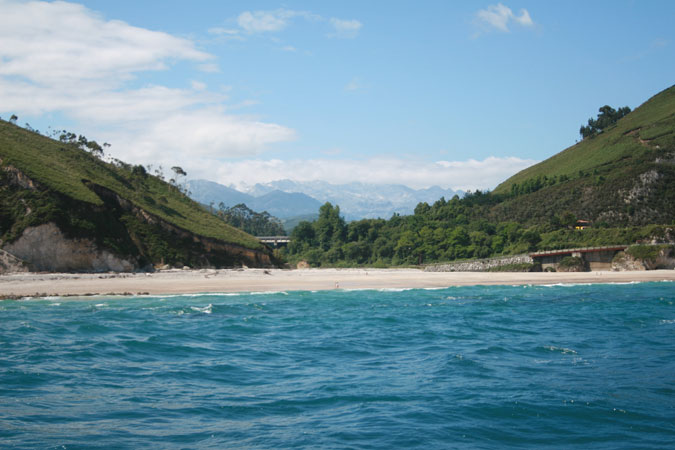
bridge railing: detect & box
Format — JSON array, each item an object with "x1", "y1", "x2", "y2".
[{"x1": 257, "y1": 236, "x2": 292, "y2": 246}]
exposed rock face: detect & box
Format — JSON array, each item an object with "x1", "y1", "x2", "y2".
[
  {"x1": 1, "y1": 160, "x2": 40, "y2": 191},
  {"x1": 0, "y1": 249, "x2": 30, "y2": 274},
  {"x1": 424, "y1": 254, "x2": 533, "y2": 272},
  {"x1": 612, "y1": 247, "x2": 675, "y2": 271},
  {"x1": 611, "y1": 252, "x2": 646, "y2": 271},
  {"x1": 3, "y1": 223, "x2": 137, "y2": 272},
  {"x1": 623, "y1": 170, "x2": 660, "y2": 204}
]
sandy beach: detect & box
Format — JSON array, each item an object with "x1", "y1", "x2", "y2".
[{"x1": 1, "y1": 268, "x2": 673, "y2": 298}]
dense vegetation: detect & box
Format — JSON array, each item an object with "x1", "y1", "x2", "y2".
[
  {"x1": 579, "y1": 105, "x2": 631, "y2": 139},
  {"x1": 282, "y1": 86, "x2": 675, "y2": 267},
  {"x1": 281, "y1": 200, "x2": 671, "y2": 267},
  {"x1": 214, "y1": 203, "x2": 286, "y2": 236},
  {"x1": 0, "y1": 119, "x2": 269, "y2": 268}
]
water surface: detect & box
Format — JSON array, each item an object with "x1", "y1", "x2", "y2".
[{"x1": 1, "y1": 282, "x2": 673, "y2": 448}]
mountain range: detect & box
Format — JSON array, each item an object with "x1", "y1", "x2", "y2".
[{"x1": 187, "y1": 179, "x2": 463, "y2": 221}]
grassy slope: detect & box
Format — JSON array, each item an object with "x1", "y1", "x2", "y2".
[
  {"x1": 494, "y1": 85, "x2": 675, "y2": 193},
  {"x1": 0, "y1": 121, "x2": 262, "y2": 250}
]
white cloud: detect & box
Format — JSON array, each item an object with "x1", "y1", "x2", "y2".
[
  {"x1": 111, "y1": 110, "x2": 296, "y2": 165},
  {"x1": 238, "y1": 10, "x2": 291, "y2": 33},
  {"x1": 0, "y1": 0, "x2": 295, "y2": 163},
  {"x1": 208, "y1": 27, "x2": 240, "y2": 36},
  {"x1": 207, "y1": 27, "x2": 244, "y2": 42},
  {"x1": 227, "y1": 9, "x2": 361, "y2": 40},
  {"x1": 475, "y1": 3, "x2": 534, "y2": 33},
  {"x1": 236, "y1": 9, "x2": 320, "y2": 34},
  {"x1": 329, "y1": 18, "x2": 363, "y2": 39},
  {"x1": 0, "y1": 0, "x2": 211, "y2": 88},
  {"x1": 199, "y1": 156, "x2": 537, "y2": 191},
  {"x1": 191, "y1": 81, "x2": 207, "y2": 91}
]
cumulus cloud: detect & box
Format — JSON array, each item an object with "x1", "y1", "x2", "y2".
[
  {"x1": 199, "y1": 156, "x2": 537, "y2": 191},
  {"x1": 329, "y1": 18, "x2": 363, "y2": 39},
  {"x1": 475, "y1": 3, "x2": 534, "y2": 33},
  {"x1": 112, "y1": 110, "x2": 296, "y2": 163},
  {"x1": 0, "y1": 0, "x2": 211, "y2": 88},
  {"x1": 0, "y1": 0, "x2": 296, "y2": 163}
]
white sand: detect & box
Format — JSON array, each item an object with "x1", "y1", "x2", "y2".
[{"x1": 1, "y1": 268, "x2": 673, "y2": 298}]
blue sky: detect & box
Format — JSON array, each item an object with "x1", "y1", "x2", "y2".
[{"x1": 0, "y1": 0, "x2": 673, "y2": 190}]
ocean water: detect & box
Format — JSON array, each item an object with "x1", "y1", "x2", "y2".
[{"x1": 1, "y1": 283, "x2": 673, "y2": 449}]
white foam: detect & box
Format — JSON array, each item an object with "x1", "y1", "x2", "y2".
[
  {"x1": 186, "y1": 292, "x2": 242, "y2": 297},
  {"x1": 376, "y1": 288, "x2": 413, "y2": 292},
  {"x1": 542, "y1": 281, "x2": 647, "y2": 288},
  {"x1": 147, "y1": 292, "x2": 242, "y2": 299},
  {"x1": 190, "y1": 304, "x2": 212, "y2": 314},
  {"x1": 545, "y1": 345, "x2": 577, "y2": 354},
  {"x1": 250, "y1": 291, "x2": 288, "y2": 296}
]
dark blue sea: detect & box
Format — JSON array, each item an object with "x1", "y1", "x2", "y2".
[{"x1": 1, "y1": 282, "x2": 674, "y2": 449}]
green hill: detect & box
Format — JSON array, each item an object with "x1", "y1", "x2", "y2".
[
  {"x1": 491, "y1": 85, "x2": 675, "y2": 225},
  {"x1": 0, "y1": 120, "x2": 273, "y2": 272}
]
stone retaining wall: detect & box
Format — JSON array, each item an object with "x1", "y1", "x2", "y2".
[{"x1": 424, "y1": 254, "x2": 533, "y2": 272}]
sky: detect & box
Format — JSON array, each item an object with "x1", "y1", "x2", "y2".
[{"x1": 0, "y1": 0, "x2": 673, "y2": 191}]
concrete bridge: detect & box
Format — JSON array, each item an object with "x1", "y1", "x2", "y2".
[
  {"x1": 257, "y1": 236, "x2": 291, "y2": 247},
  {"x1": 530, "y1": 245, "x2": 629, "y2": 270}
]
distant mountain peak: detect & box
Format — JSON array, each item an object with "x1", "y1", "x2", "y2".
[{"x1": 189, "y1": 178, "x2": 462, "y2": 220}]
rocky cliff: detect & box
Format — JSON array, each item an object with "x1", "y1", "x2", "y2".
[
  {"x1": 3, "y1": 223, "x2": 136, "y2": 272},
  {"x1": 611, "y1": 245, "x2": 675, "y2": 271}
]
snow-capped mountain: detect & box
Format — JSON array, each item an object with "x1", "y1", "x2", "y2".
[
  {"x1": 186, "y1": 179, "x2": 322, "y2": 219},
  {"x1": 242, "y1": 180, "x2": 463, "y2": 220},
  {"x1": 188, "y1": 179, "x2": 462, "y2": 220}
]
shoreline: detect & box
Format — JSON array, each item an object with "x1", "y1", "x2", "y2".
[{"x1": 1, "y1": 268, "x2": 674, "y2": 299}]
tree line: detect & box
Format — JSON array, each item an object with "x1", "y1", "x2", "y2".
[
  {"x1": 214, "y1": 203, "x2": 285, "y2": 236},
  {"x1": 579, "y1": 105, "x2": 631, "y2": 139},
  {"x1": 279, "y1": 196, "x2": 662, "y2": 268},
  {"x1": 282, "y1": 197, "x2": 565, "y2": 267}
]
